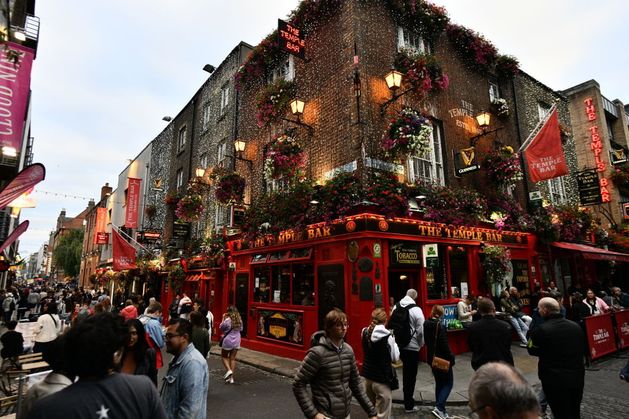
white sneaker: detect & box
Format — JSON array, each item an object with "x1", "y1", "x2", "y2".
[
  {"x1": 405, "y1": 406, "x2": 420, "y2": 413},
  {"x1": 432, "y1": 408, "x2": 448, "y2": 419},
  {"x1": 228, "y1": 377, "x2": 234, "y2": 384},
  {"x1": 224, "y1": 370, "x2": 233, "y2": 380}
]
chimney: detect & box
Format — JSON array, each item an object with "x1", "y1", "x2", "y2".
[{"x1": 101, "y1": 183, "x2": 113, "y2": 201}]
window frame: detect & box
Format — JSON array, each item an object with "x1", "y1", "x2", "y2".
[
  {"x1": 177, "y1": 126, "x2": 187, "y2": 152},
  {"x1": 397, "y1": 26, "x2": 431, "y2": 54},
  {"x1": 407, "y1": 121, "x2": 444, "y2": 186},
  {"x1": 220, "y1": 84, "x2": 230, "y2": 114},
  {"x1": 217, "y1": 141, "x2": 228, "y2": 167},
  {"x1": 268, "y1": 55, "x2": 295, "y2": 84},
  {"x1": 175, "y1": 168, "x2": 184, "y2": 191},
  {"x1": 252, "y1": 262, "x2": 315, "y2": 306},
  {"x1": 202, "y1": 102, "x2": 211, "y2": 130},
  {"x1": 489, "y1": 82, "x2": 500, "y2": 103}
]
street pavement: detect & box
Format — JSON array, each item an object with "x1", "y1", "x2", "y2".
[{"x1": 203, "y1": 343, "x2": 629, "y2": 418}]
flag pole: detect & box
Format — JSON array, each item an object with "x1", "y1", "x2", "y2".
[
  {"x1": 110, "y1": 224, "x2": 152, "y2": 254},
  {"x1": 518, "y1": 103, "x2": 557, "y2": 152}
]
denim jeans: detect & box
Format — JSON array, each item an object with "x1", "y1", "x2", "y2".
[
  {"x1": 432, "y1": 367, "x2": 453, "y2": 412},
  {"x1": 509, "y1": 316, "x2": 528, "y2": 344}
]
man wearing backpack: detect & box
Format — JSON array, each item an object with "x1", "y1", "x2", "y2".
[{"x1": 389, "y1": 289, "x2": 425, "y2": 413}]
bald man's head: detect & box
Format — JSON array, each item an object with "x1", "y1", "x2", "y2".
[{"x1": 538, "y1": 297, "x2": 560, "y2": 318}]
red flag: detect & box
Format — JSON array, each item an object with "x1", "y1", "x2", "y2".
[
  {"x1": 0, "y1": 220, "x2": 28, "y2": 254},
  {"x1": 125, "y1": 178, "x2": 142, "y2": 229},
  {"x1": 522, "y1": 110, "x2": 568, "y2": 182},
  {"x1": 112, "y1": 229, "x2": 137, "y2": 271},
  {"x1": 0, "y1": 163, "x2": 46, "y2": 210},
  {"x1": 94, "y1": 207, "x2": 109, "y2": 244}
]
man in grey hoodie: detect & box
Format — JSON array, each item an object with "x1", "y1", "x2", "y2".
[{"x1": 394, "y1": 289, "x2": 425, "y2": 413}]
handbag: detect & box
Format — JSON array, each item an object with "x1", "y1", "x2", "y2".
[
  {"x1": 218, "y1": 328, "x2": 233, "y2": 347},
  {"x1": 430, "y1": 321, "x2": 451, "y2": 372},
  {"x1": 389, "y1": 365, "x2": 399, "y2": 390}
]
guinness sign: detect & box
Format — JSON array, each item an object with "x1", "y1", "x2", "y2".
[{"x1": 453, "y1": 147, "x2": 480, "y2": 177}]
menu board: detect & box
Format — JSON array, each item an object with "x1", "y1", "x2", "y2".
[{"x1": 512, "y1": 260, "x2": 530, "y2": 306}]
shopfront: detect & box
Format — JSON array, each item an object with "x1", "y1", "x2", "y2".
[{"x1": 226, "y1": 213, "x2": 536, "y2": 360}]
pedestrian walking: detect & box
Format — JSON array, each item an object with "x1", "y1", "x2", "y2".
[
  {"x1": 528, "y1": 297, "x2": 586, "y2": 419},
  {"x1": 219, "y1": 305, "x2": 243, "y2": 384},
  {"x1": 0, "y1": 320, "x2": 24, "y2": 362},
  {"x1": 388, "y1": 288, "x2": 425, "y2": 413},
  {"x1": 468, "y1": 362, "x2": 540, "y2": 419},
  {"x1": 120, "y1": 299, "x2": 139, "y2": 321},
  {"x1": 190, "y1": 311, "x2": 211, "y2": 358},
  {"x1": 293, "y1": 309, "x2": 377, "y2": 419},
  {"x1": 424, "y1": 305, "x2": 455, "y2": 419},
  {"x1": 160, "y1": 318, "x2": 209, "y2": 419},
  {"x1": 360, "y1": 308, "x2": 399, "y2": 419},
  {"x1": 33, "y1": 301, "x2": 62, "y2": 358},
  {"x1": 139, "y1": 302, "x2": 166, "y2": 369},
  {"x1": 467, "y1": 298, "x2": 514, "y2": 370},
  {"x1": 121, "y1": 319, "x2": 157, "y2": 385},
  {"x1": 26, "y1": 312, "x2": 167, "y2": 419},
  {"x1": 2, "y1": 292, "x2": 15, "y2": 324}
]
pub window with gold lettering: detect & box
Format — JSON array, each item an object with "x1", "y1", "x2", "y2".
[{"x1": 252, "y1": 262, "x2": 314, "y2": 306}]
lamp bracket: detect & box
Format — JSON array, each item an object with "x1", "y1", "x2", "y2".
[
  {"x1": 380, "y1": 87, "x2": 414, "y2": 115},
  {"x1": 281, "y1": 117, "x2": 314, "y2": 135},
  {"x1": 227, "y1": 154, "x2": 253, "y2": 170},
  {"x1": 470, "y1": 127, "x2": 504, "y2": 147}
]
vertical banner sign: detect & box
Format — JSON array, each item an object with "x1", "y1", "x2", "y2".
[
  {"x1": 584, "y1": 313, "x2": 617, "y2": 360},
  {"x1": 112, "y1": 229, "x2": 137, "y2": 271},
  {"x1": 615, "y1": 309, "x2": 629, "y2": 349},
  {"x1": 0, "y1": 43, "x2": 35, "y2": 153},
  {"x1": 0, "y1": 220, "x2": 29, "y2": 254},
  {"x1": 93, "y1": 207, "x2": 109, "y2": 244},
  {"x1": 522, "y1": 110, "x2": 569, "y2": 182},
  {"x1": 0, "y1": 163, "x2": 45, "y2": 210},
  {"x1": 278, "y1": 19, "x2": 305, "y2": 59},
  {"x1": 583, "y1": 98, "x2": 611, "y2": 202},
  {"x1": 125, "y1": 178, "x2": 142, "y2": 229}
]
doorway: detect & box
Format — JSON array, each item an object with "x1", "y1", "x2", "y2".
[
  {"x1": 388, "y1": 270, "x2": 420, "y2": 306},
  {"x1": 317, "y1": 264, "x2": 345, "y2": 330},
  {"x1": 235, "y1": 273, "x2": 249, "y2": 337}
]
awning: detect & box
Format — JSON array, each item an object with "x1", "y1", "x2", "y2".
[
  {"x1": 185, "y1": 273, "x2": 202, "y2": 282},
  {"x1": 551, "y1": 242, "x2": 629, "y2": 263}
]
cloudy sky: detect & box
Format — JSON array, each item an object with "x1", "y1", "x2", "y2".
[{"x1": 18, "y1": 0, "x2": 629, "y2": 258}]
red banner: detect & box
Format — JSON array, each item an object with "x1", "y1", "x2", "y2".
[
  {"x1": 523, "y1": 110, "x2": 569, "y2": 182},
  {"x1": 615, "y1": 309, "x2": 629, "y2": 349},
  {"x1": 125, "y1": 178, "x2": 142, "y2": 229},
  {"x1": 584, "y1": 312, "x2": 617, "y2": 360},
  {"x1": 0, "y1": 220, "x2": 28, "y2": 254},
  {"x1": 94, "y1": 207, "x2": 108, "y2": 244},
  {"x1": 112, "y1": 229, "x2": 136, "y2": 271},
  {"x1": 0, "y1": 43, "x2": 35, "y2": 153},
  {"x1": 0, "y1": 163, "x2": 45, "y2": 210}
]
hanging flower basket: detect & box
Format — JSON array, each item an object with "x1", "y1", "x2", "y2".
[
  {"x1": 215, "y1": 172, "x2": 246, "y2": 204},
  {"x1": 164, "y1": 193, "x2": 180, "y2": 207},
  {"x1": 610, "y1": 163, "x2": 629, "y2": 194},
  {"x1": 394, "y1": 48, "x2": 449, "y2": 95},
  {"x1": 175, "y1": 194, "x2": 204, "y2": 222},
  {"x1": 491, "y1": 98, "x2": 509, "y2": 118},
  {"x1": 382, "y1": 108, "x2": 433, "y2": 161},
  {"x1": 482, "y1": 245, "x2": 511, "y2": 288},
  {"x1": 264, "y1": 134, "x2": 305, "y2": 180},
  {"x1": 144, "y1": 204, "x2": 157, "y2": 219},
  {"x1": 482, "y1": 145, "x2": 523, "y2": 189},
  {"x1": 255, "y1": 79, "x2": 296, "y2": 128}
]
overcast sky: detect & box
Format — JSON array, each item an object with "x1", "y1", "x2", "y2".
[{"x1": 18, "y1": 0, "x2": 629, "y2": 258}]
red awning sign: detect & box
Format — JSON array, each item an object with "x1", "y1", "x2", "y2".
[{"x1": 551, "y1": 242, "x2": 629, "y2": 263}]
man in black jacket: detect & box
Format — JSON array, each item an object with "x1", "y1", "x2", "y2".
[
  {"x1": 528, "y1": 297, "x2": 585, "y2": 419},
  {"x1": 467, "y1": 298, "x2": 514, "y2": 370}
]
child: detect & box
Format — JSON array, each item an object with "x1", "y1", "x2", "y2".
[{"x1": 1, "y1": 320, "x2": 24, "y2": 359}]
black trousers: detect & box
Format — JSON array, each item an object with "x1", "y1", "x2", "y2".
[
  {"x1": 543, "y1": 383, "x2": 583, "y2": 419},
  {"x1": 400, "y1": 349, "x2": 420, "y2": 410}
]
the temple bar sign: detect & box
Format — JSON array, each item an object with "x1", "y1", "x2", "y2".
[{"x1": 278, "y1": 19, "x2": 305, "y2": 59}]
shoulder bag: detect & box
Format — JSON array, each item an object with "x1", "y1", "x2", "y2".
[
  {"x1": 219, "y1": 328, "x2": 233, "y2": 347},
  {"x1": 430, "y1": 321, "x2": 451, "y2": 372}
]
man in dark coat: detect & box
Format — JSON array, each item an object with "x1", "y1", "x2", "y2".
[
  {"x1": 467, "y1": 298, "x2": 514, "y2": 370},
  {"x1": 528, "y1": 297, "x2": 585, "y2": 419}
]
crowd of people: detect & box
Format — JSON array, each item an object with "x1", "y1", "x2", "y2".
[{"x1": 1, "y1": 280, "x2": 627, "y2": 419}]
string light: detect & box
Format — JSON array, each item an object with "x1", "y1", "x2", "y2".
[{"x1": 33, "y1": 189, "x2": 126, "y2": 205}]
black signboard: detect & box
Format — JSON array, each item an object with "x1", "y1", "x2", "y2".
[
  {"x1": 173, "y1": 222, "x2": 190, "y2": 239},
  {"x1": 453, "y1": 147, "x2": 480, "y2": 177},
  {"x1": 575, "y1": 169, "x2": 602, "y2": 205},
  {"x1": 278, "y1": 19, "x2": 305, "y2": 59},
  {"x1": 389, "y1": 241, "x2": 422, "y2": 267},
  {"x1": 610, "y1": 149, "x2": 628, "y2": 165}
]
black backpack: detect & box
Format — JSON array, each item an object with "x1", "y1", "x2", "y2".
[{"x1": 387, "y1": 302, "x2": 416, "y2": 348}]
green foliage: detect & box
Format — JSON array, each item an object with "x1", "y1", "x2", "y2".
[{"x1": 53, "y1": 228, "x2": 84, "y2": 278}]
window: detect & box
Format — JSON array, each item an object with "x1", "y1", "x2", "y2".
[
  {"x1": 215, "y1": 204, "x2": 229, "y2": 229},
  {"x1": 425, "y1": 244, "x2": 448, "y2": 300},
  {"x1": 217, "y1": 141, "x2": 227, "y2": 167},
  {"x1": 268, "y1": 55, "x2": 295, "y2": 83},
  {"x1": 178, "y1": 126, "x2": 187, "y2": 152},
  {"x1": 448, "y1": 247, "x2": 468, "y2": 299},
  {"x1": 537, "y1": 102, "x2": 552, "y2": 121},
  {"x1": 408, "y1": 122, "x2": 444, "y2": 185},
  {"x1": 220, "y1": 84, "x2": 230, "y2": 113},
  {"x1": 176, "y1": 168, "x2": 184, "y2": 191},
  {"x1": 397, "y1": 27, "x2": 431, "y2": 54},
  {"x1": 202, "y1": 103, "x2": 211, "y2": 130},
  {"x1": 489, "y1": 82, "x2": 500, "y2": 103},
  {"x1": 267, "y1": 178, "x2": 291, "y2": 193},
  {"x1": 548, "y1": 176, "x2": 568, "y2": 204},
  {"x1": 200, "y1": 153, "x2": 208, "y2": 171},
  {"x1": 252, "y1": 263, "x2": 315, "y2": 306}
]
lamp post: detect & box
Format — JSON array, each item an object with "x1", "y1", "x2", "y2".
[{"x1": 469, "y1": 110, "x2": 503, "y2": 147}]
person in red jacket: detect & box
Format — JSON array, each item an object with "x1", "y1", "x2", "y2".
[{"x1": 120, "y1": 299, "x2": 138, "y2": 321}]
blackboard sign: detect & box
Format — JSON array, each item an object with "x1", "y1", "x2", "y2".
[
  {"x1": 575, "y1": 169, "x2": 602, "y2": 206},
  {"x1": 389, "y1": 241, "x2": 422, "y2": 267},
  {"x1": 173, "y1": 222, "x2": 190, "y2": 239}
]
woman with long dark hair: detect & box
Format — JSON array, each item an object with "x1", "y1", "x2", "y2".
[
  {"x1": 219, "y1": 305, "x2": 242, "y2": 384},
  {"x1": 120, "y1": 318, "x2": 157, "y2": 385},
  {"x1": 424, "y1": 305, "x2": 455, "y2": 419},
  {"x1": 360, "y1": 307, "x2": 399, "y2": 419}
]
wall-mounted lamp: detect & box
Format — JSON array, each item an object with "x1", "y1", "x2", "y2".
[
  {"x1": 469, "y1": 110, "x2": 503, "y2": 147},
  {"x1": 380, "y1": 69, "x2": 413, "y2": 115},
  {"x1": 202, "y1": 64, "x2": 216, "y2": 74},
  {"x1": 195, "y1": 168, "x2": 205, "y2": 178},
  {"x1": 282, "y1": 99, "x2": 314, "y2": 135},
  {"x1": 231, "y1": 140, "x2": 253, "y2": 170},
  {"x1": 162, "y1": 116, "x2": 172, "y2": 122},
  {"x1": 2, "y1": 146, "x2": 17, "y2": 157}
]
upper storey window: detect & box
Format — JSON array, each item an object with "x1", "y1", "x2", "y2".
[
  {"x1": 397, "y1": 27, "x2": 431, "y2": 54},
  {"x1": 268, "y1": 56, "x2": 295, "y2": 84}
]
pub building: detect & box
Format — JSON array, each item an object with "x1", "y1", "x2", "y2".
[{"x1": 226, "y1": 214, "x2": 534, "y2": 360}]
